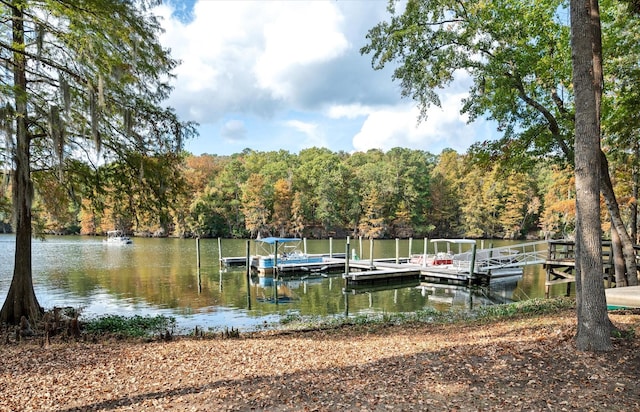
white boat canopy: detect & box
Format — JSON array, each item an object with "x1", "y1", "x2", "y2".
[
  {"x1": 429, "y1": 239, "x2": 476, "y2": 244},
  {"x1": 430, "y1": 238, "x2": 476, "y2": 254},
  {"x1": 255, "y1": 237, "x2": 302, "y2": 245}
]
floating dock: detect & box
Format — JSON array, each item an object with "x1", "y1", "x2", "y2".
[
  {"x1": 220, "y1": 256, "x2": 247, "y2": 267},
  {"x1": 605, "y1": 286, "x2": 640, "y2": 308},
  {"x1": 221, "y1": 241, "x2": 546, "y2": 285}
]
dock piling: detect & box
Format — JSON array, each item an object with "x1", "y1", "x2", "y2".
[
  {"x1": 408, "y1": 238, "x2": 413, "y2": 260},
  {"x1": 245, "y1": 240, "x2": 251, "y2": 309},
  {"x1": 468, "y1": 244, "x2": 477, "y2": 286},
  {"x1": 369, "y1": 238, "x2": 374, "y2": 268},
  {"x1": 345, "y1": 242, "x2": 350, "y2": 278},
  {"x1": 274, "y1": 240, "x2": 279, "y2": 278},
  {"x1": 196, "y1": 237, "x2": 201, "y2": 269},
  {"x1": 423, "y1": 238, "x2": 428, "y2": 267}
]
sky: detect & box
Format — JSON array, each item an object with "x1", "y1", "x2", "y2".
[{"x1": 155, "y1": 0, "x2": 498, "y2": 157}]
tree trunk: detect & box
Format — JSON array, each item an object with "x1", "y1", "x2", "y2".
[
  {"x1": 0, "y1": 3, "x2": 43, "y2": 325},
  {"x1": 600, "y1": 151, "x2": 638, "y2": 285},
  {"x1": 570, "y1": 0, "x2": 611, "y2": 351},
  {"x1": 632, "y1": 142, "x2": 639, "y2": 244},
  {"x1": 611, "y1": 226, "x2": 627, "y2": 286}
]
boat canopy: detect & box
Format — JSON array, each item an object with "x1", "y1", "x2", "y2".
[
  {"x1": 430, "y1": 239, "x2": 476, "y2": 244},
  {"x1": 256, "y1": 237, "x2": 302, "y2": 245}
]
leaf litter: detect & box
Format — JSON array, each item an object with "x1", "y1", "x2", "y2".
[{"x1": 1, "y1": 309, "x2": 639, "y2": 411}]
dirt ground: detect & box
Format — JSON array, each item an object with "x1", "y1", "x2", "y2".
[{"x1": 1, "y1": 309, "x2": 639, "y2": 411}]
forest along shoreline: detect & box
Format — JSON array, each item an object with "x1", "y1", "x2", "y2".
[{"x1": 1, "y1": 299, "x2": 639, "y2": 411}]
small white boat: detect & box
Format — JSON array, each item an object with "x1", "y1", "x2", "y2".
[{"x1": 104, "y1": 230, "x2": 132, "y2": 245}]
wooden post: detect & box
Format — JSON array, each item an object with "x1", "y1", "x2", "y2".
[
  {"x1": 303, "y1": 237, "x2": 307, "y2": 254},
  {"x1": 423, "y1": 237, "x2": 428, "y2": 267},
  {"x1": 274, "y1": 240, "x2": 279, "y2": 278},
  {"x1": 408, "y1": 237, "x2": 413, "y2": 260},
  {"x1": 545, "y1": 241, "x2": 552, "y2": 298},
  {"x1": 274, "y1": 278, "x2": 278, "y2": 305},
  {"x1": 245, "y1": 240, "x2": 251, "y2": 309},
  {"x1": 396, "y1": 238, "x2": 400, "y2": 264},
  {"x1": 329, "y1": 237, "x2": 333, "y2": 258},
  {"x1": 369, "y1": 238, "x2": 374, "y2": 268},
  {"x1": 345, "y1": 241, "x2": 350, "y2": 277},
  {"x1": 344, "y1": 282, "x2": 350, "y2": 317},
  {"x1": 196, "y1": 237, "x2": 201, "y2": 269},
  {"x1": 346, "y1": 236, "x2": 350, "y2": 260},
  {"x1": 487, "y1": 242, "x2": 494, "y2": 277},
  {"x1": 468, "y1": 244, "x2": 477, "y2": 286},
  {"x1": 217, "y1": 237, "x2": 222, "y2": 270},
  {"x1": 359, "y1": 236, "x2": 363, "y2": 261}
]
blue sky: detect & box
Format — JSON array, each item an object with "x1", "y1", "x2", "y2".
[{"x1": 155, "y1": 0, "x2": 498, "y2": 156}]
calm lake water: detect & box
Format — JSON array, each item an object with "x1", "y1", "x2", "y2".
[{"x1": 0, "y1": 235, "x2": 567, "y2": 332}]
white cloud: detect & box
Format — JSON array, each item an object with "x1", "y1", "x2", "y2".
[
  {"x1": 155, "y1": 1, "x2": 496, "y2": 156},
  {"x1": 156, "y1": 1, "x2": 354, "y2": 123},
  {"x1": 326, "y1": 104, "x2": 372, "y2": 119},
  {"x1": 284, "y1": 120, "x2": 328, "y2": 150},
  {"x1": 254, "y1": 3, "x2": 349, "y2": 99},
  {"x1": 221, "y1": 120, "x2": 247, "y2": 142},
  {"x1": 352, "y1": 92, "x2": 479, "y2": 154}
]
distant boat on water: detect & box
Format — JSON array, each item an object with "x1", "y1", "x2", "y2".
[{"x1": 103, "y1": 230, "x2": 132, "y2": 245}]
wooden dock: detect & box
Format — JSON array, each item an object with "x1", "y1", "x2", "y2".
[
  {"x1": 544, "y1": 240, "x2": 614, "y2": 297},
  {"x1": 343, "y1": 277, "x2": 420, "y2": 294},
  {"x1": 343, "y1": 266, "x2": 421, "y2": 282},
  {"x1": 605, "y1": 286, "x2": 640, "y2": 308},
  {"x1": 223, "y1": 244, "x2": 541, "y2": 285},
  {"x1": 220, "y1": 256, "x2": 247, "y2": 267}
]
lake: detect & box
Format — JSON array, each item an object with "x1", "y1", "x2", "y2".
[{"x1": 0, "y1": 235, "x2": 566, "y2": 332}]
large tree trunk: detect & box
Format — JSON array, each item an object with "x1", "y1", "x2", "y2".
[
  {"x1": 570, "y1": 0, "x2": 611, "y2": 351},
  {"x1": 0, "y1": 3, "x2": 43, "y2": 325},
  {"x1": 632, "y1": 142, "x2": 639, "y2": 244},
  {"x1": 600, "y1": 151, "x2": 638, "y2": 285}
]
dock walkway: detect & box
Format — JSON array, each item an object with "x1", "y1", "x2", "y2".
[{"x1": 606, "y1": 286, "x2": 640, "y2": 308}]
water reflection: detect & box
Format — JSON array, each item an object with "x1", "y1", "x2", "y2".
[{"x1": 0, "y1": 235, "x2": 562, "y2": 331}]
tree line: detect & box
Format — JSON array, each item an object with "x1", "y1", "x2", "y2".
[{"x1": 1, "y1": 145, "x2": 633, "y2": 243}]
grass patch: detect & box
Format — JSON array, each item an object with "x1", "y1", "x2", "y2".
[
  {"x1": 275, "y1": 297, "x2": 576, "y2": 332},
  {"x1": 84, "y1": 314, "x2": 176, "y2": 338}
]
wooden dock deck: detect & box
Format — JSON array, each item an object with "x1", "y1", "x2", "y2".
[
  {"x1": 605, "y1": 286, "x2": 640, "y2": 308},
  {"x1": 544, "y1": 240, "x2": 614, "y2": 297},
  {"x1": 220, "y1": 256, "x2": 247, "y2": 267},
  {"x1": 343, "y1": 266, "x2": 421, "y2": 282}
]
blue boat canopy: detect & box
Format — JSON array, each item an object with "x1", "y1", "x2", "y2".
[{"x1": 256, "y1": 237, "x2": 301, "y2": 244}]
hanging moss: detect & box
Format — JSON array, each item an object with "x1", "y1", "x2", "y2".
[
  {"x1": 0, "y1": 103, "x2": 14, "y2": 138},
  {"x1": 89, "y1": 87, "x2": 101, "y2": 153},
  {"x1": 48, "y1": 105, "x2": 65, "y2": 178},
  {"x1": 36, "y1": 24, "x2": 44, "y2": 60},
  {"x1": 59, "y1": 74, "x2": 71, "y2": 113},
  {"x1": 98, "y1": 74, "x2": 105, "y2": 108},
  {"x1": 123, "y1": 107, "x2": 133, "y2": 136}
]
